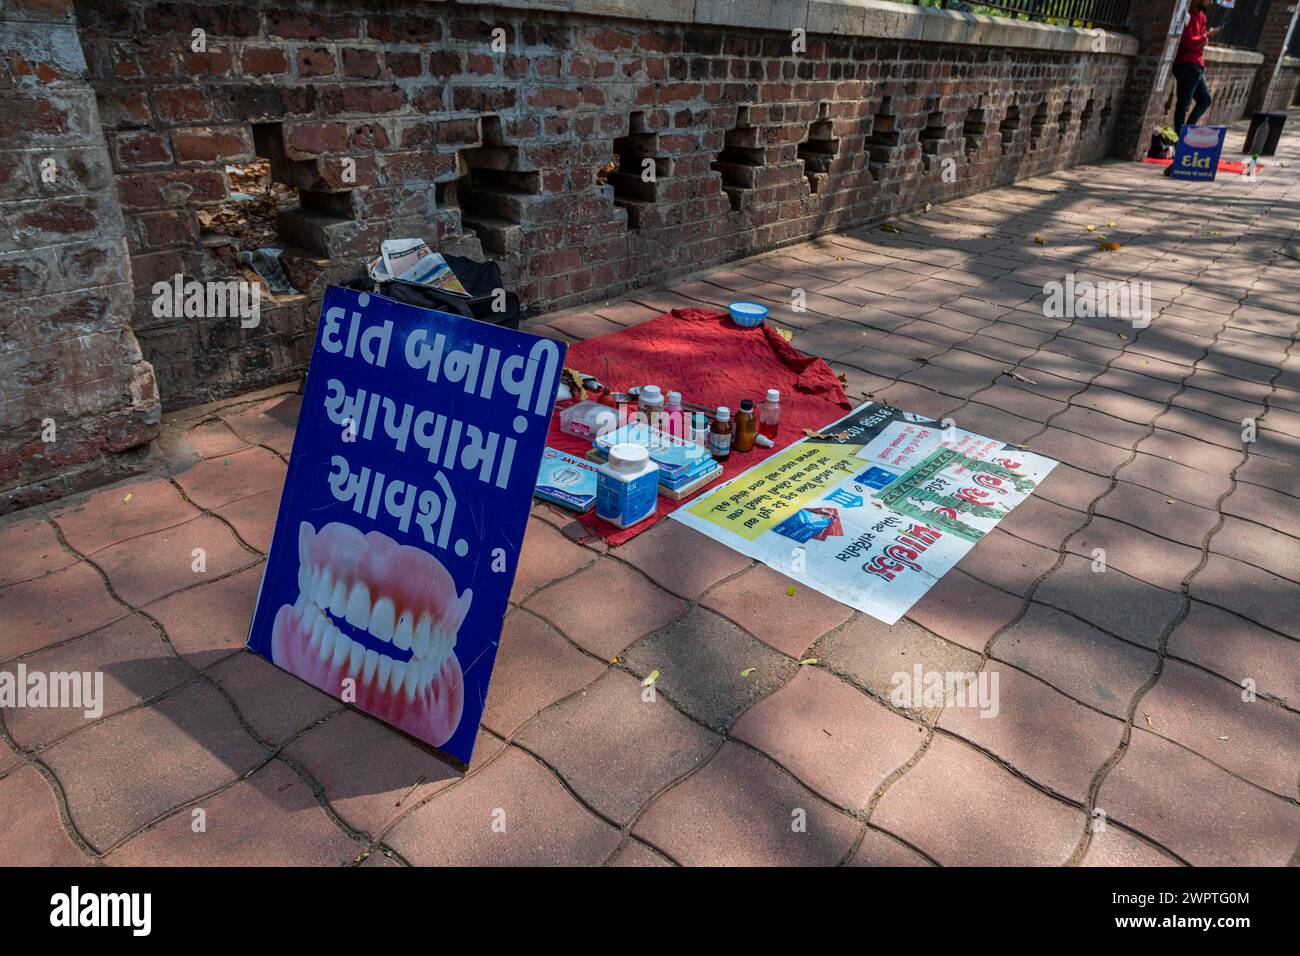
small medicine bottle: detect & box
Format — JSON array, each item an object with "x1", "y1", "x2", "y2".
[
  {"x1": 733, "y1": 399, "x2": 757, "y2": 452},
  {"x1": 709, "y1": 407, "x2": 732, "y2": 461},
  {"x1": 759, "y1": 389, "x2": 781, "y2": 440}
]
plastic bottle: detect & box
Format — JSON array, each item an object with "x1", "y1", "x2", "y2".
[
  {"x1": 689, "y1": 412, "x2": 710, "y2": 448},
  {"x1": 733, "y1": 399, "x2": 757, "y2": 452},
  {"x1": 759, "y1": 388, "x2": 781, "y2": 440},
  {"x1": 709, "y1": 406, "x2": 732, "y2": 461},
  {"x1": 663, "y1": 390, "x2": 684, "y2": 439},
  {"x1": 595, "y1": 443, "x2": 660, "y2": 529}
]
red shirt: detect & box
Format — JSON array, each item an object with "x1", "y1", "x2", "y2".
[{"x1": 1175, "y1": 10, "x2": 1209, "y2": 67}]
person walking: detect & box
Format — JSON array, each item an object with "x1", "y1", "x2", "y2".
[{"x1": 1172, "y1": 0, "x2": 1221, "y2": 134}]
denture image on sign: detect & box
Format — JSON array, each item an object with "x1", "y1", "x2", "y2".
[{"x1": 272, "y1": 520, "x2": 470, "y2": 746}]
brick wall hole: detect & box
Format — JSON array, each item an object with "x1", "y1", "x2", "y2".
[
  {"x1": 865, "y1": 97, "x2": 900, "y2": 181},
  {"x1": 711, "y1": 105, "x2": 765, "y2": 213},
  {"x1": 920, "y1": 99, "x2": 947, "y2": 172},
  {"x1": 962, "y1": 103, "x2": 986, "y2": 159},
  {"x1": 1080, "y1": 95, "x2": 1096, "y2": 130},
  {"x1": 609, "y1": 111, "x2": 671, "y2": 229},
  {"x1": 999, "y1": 101, "x2": 1021, "y2": 152},
  {"x1": 1056, "y1": 98, "x2": 1073, "y2": 138},
  {"x1": 1030, "y1": 101, "x2": 1049, "y2": 148},
  {"x1": 796, "y1": 102, "x2": 839, "y2": 194}
]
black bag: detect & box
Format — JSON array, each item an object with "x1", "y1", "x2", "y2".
[{"x1": 347, "y1": 254, "x2": 521, "y2": 330}]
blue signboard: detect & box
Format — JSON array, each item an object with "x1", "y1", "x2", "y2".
[
  {"x1": 1169, "y1": 125, "x2": 1227, "y2": 182},
  {"x1": 246, "y1": 286, "x2": 565, "y2": 765}
]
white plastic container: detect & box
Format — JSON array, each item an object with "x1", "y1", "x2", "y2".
[
  {"x1": 559, "y1": 400, "x2": 617, "y2": 439},
  {"x1": 595, "y1": 443, "x2": 660, "y2": 529}
]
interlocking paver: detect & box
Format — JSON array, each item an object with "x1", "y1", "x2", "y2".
[
  {"x1": 607, "y1": 841, "x2": 674, "y2": 866},
  {"x1": 1097, "y1": 728, "x2": 1300, "y2": 867},
  {"x1": 700, "y1": 563, "x2": 854, "y2": 658},
  {"x1": 95, "y1": 514, "x2": 259, "y2": 607},
  {"x1": 959, "y1": 528, "x2": 1057, "y2": 596},
  {"x1": 938, "y1": 661, "x2": 1123, "y2": 802},
  {"x1": 993, "y1": 494, "x2": 1087, "y2": 551},
  {"x1": 219, "y1": 394, "x2": 300, "y2": 454},
  {"x1": 1168, "y1": 600, "x2": 1298, "y2": 706},
  {"x1": 107, "y1": 759, "x2": 362, "y2": 866},
  {"x1": 904, "y1": 569, "x2": 1023, "y2": 653},
  {"x1": 633, "y1": 742, "x2": 859, "y2": 866},
  {"x1": 1142, "y1": 659, "x2": 1299, "y2": 798},
  {"x1": 1066, "y1": 515, "x2": 1201, "y2": 592},
  {"x1": 1120, "y1": 452, "x2": 1233, "y2": 508},
  {"x1": 0, "y1": 765, "x2": 89, "y2": 866},
  {"x1": 481, "y1": 609, "x2": 606, "y2": 738},
  {"x1": 1189, "y1": 553, "x2": 1300, "y2": 641},
  {"x1": 872, "y1": 735, "x2": 1083, "y2": 866},
  {"x1": 386, "y1": 746, "x2": 622, "y2": 866},
  {"x1": 51, "y1": 479, "x2": 200, "y2": 555},
  {"x1": 1026, "y1": 427, "x2": 1133, "y2": 477},
  {"x1": 514, "y1": 669, "x2": 718, "y2": 825},
  {"x1": 205, "y1": 650, "x2": 341, "y2": 745},
  {"x1": 846, "y1": 828, "x2": 933, "y2": 866},
  {"x1": 1079, "y1": 825, "x2": 1181, "y2": 867},
  {"x1": 143, "y1": 564, "x2": 264, "y2": 666},
  {"x1": 817, "y1": 614, "x2": 981, "y2": 722},
  {"x1": 509, "y1": 516, "x2": 594, "y2": 602},
  {"x1": 731, "y1": 666, "x2": 923, "y2": 811},
  {"x1": 1210, "y1": 516, "x2": 1300, "y2": 584},
  {"x1": 620, "y1": 607, "x2": 797, "y2": 732},
  {"x1": 1094, "y1": 480, "x2": 1219, "y2": 549},
  {"x1": 183, "y1": 418, "x2": 250, "y2": 458},
  {"x1": 523, "y1": 557, "x2": 686, "y2": 659},
  {"x1": 1034, "y1": 554, "x2": 1181, "y2": 651},
  {"x1": 2, "y1": 614, "x2": 189, "y2": 749},
  {"x1": 215, "y1": 488, "x2": 280, "y2": 553},
  {"x1": 0, "y1": 518, "x2": 75, "y2": 586},
  {"x1": 41, "y1": 680, "x2": 271, "y2": 851},
  {"x1": 1032, "y1": 463, "x2": 1110, "y2": 512},
  {"x1": 993, "y1": 602, "x2": 1156, "y2": 719},
  {"x1": 614, "y1": 517, "x2": 752, "y2": 601},
  {"x1": 0, "y1": 562, "x2": 126, "y2": 662},
  {"x1": 172, "y1": 446, "x2": 288, "y2": 511},
  {"x1": 282, "y1": 709, "x2": 492, "y2": 838},
  {"x1": 1222, "y1": 481, "x2": 1300, "y2": 541}
]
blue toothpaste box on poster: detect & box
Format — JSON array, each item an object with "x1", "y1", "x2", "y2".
[{"x1": 245, "y1": 285, "x2": 565, "y2": 765}]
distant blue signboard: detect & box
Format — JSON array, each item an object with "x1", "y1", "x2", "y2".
[
  {"x1": 1170, "y1": 125, "x2": 1227, "y2": 182},
  {"x1": 246, "y1": 286, "x2": 564, "y2": 765}
]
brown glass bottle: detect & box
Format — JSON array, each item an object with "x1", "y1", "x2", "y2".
[
  {"x1": 709, "y1": 406, "x2": 732, "y2": 461},
  {"x1": 733, "y1": 399, "x2": 757, "y2": 452}
]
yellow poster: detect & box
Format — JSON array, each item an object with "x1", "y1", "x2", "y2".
[{"x1": 685, "y1": 442, "x2": 862, "y2": 541}]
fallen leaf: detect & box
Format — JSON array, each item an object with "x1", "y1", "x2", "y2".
[
  {"x1": 1218, "y1": 735, "x2": 1229, "y2": 741},
  {"x1": 799, "y1": 658, "x2": 817, "y2": 666},
  {"x1": 1107, "y1": 221, "x2": 1117, "y2": 228},
  {"x1": 1100, "y1": 241, "x2": 1121, "y2": 252},
  {"x1": 837, "y1": 372, "x2": 849, "y2": 385},
  {"x1": 1003, "y1": 369, "x2": 1036, "y2": 384},
  {"x1": 642, "y1": 670, "x2": 659, "y2": 687},
  {"x1": 1033, "y1": 235, "x2": 1046, "y2": 245},
  {"x1": 610, "y1": 657, "x2": 620, "y2": 664},
  {"x1": 773, "y1": 326, "x2": 794, "y2": 342},
  {"x1": 1086, "y1": 224, "x2": 1097, "y2": 232},
  {"x1": 740, "y1": 667, "x2": 756, "y2": 677},
  {"x1": 786, "y1": 585, "x2": 797, "y2": 597},
  {"x1": 122, "y1": 493, "x2": 133, "y2": 503},
  {"x1": 1143, "y1": 713, "x2": 1152, "y2": 729},
  {"x1": 881, "y1": 223, "x2": 902, "y2": 234},
  {"x1": 1165, "y1": 499, "x2": 1175, "y2": 505},
  {"x1": 923, "y1": 202, "x2": 932, "y2": 212}
]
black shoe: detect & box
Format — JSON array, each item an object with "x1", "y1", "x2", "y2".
[{"x1": 1163, "y1": 165, "x2": 1173, "y2": 177}]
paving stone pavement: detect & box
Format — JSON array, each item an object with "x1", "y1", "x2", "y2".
[{"x1": 3, "y1": 116, "x2": 1299, "y2": 866}]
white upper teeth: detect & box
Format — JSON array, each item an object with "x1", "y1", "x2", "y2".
[{"x1": 294, "y1": 561, "x2": 470, "y2": 696}]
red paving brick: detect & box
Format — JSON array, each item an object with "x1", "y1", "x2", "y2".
[
  {"x1": 616, "y1": 517, "x2": 753, "y2": 600},
  {"x1": 872, "y1": 735, "x2": 1083, "y2": 866},
  {"x1": 1167, "y1": 600, "x2": 1298, "y2": 705},
  {"x1": 107, "y1": 759, "x2": 362, "y2": 866},
  {"x1": 522, "y1": 557, "x2": 686, "y2": 659},
  {"x1": 514, "y1": 669, "x2": 718, "y2": 825},
  {"x1": 172, "y1": 446, "x2": 288, "y2": 511},
  {"x1": 1190, "y1": 553, "x2": 1300, "y2": 640},
  {"x1": 846, "y1": 828, "x2": 934, "y2": 866},
  {"x1": 0, "y1": 518, "x2": 75, "y2": 587},
  {"x1": 1097, "y1": 728, "x2": 1300, "y2": 866},
  {"x1": 633, "y1": 742, "x2": 859, "y2": 866},
  {"x1": 0, "y1": 765, "x2": 89, "y2": 866},
  {"x1": 215, "y1": 488, "x2": 281, "y2": 553},
  {"x1": 938, "y1": 661, "x2": 1124, "y2": 803},
  {"x1": 904, "y1": 569, "x2": 1024, "y2": 653},
  {"x1": 386, "y1": 746, "x2": 622, "y2": 866},
  {"x1": 51, "y1": 479, "x2": 200, "y2": 555},
  {"x1": 730, "y1": 666, "x2": 923, "y2": 811},
  {"x1": 0, "y1": 562, "x2": 127, "y2": 662},
  {"x1": 143, "y1": 564, "x2": 264, "y2": 666},
  {"x1": 183, "y1": 418, "x2": 250, "y2": 458},
  {"x1": 1079, "y1": 825, "x2": 1181, "y2": 867},
  {"x1": 2, "y1": 615, "x2": 189, "y2": 749},
  {"x1": 95, "y1": 514, "x2": 259, "y2": 607},
  {"x1": 281, "y1": 709, "x2": 483, "y2": 838},
  {"x1": 700, "y1": 563, "x2": 854, "y2": 658},
  {"x1": 509, "y1": 517, "x2": 594, "y2": 602},
  {"x1": 41, "y1": 680, "x2": 271, "y2": 851},
  {"x1": 481, "y1": 609, "x2": 606, "y2": 737},
  {"x1": 1066, "y1": 516, "x2": 1202, "y2": 592},
  {"x1": 205, "y1": 651, "x2": 341, "y2": 745}
]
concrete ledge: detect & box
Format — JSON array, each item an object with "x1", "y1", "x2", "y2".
[
  {"x1": 1281, "y1": 55, "x2": 1300, "y2": 69},
  {"x1": 450, "y1": 0, "x2": 1138, "y2": 56},
  {"x1": 1205, "y1": 45, "x2": 1266, "y2": 66}
]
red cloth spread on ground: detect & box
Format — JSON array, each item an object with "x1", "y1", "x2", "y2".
[
  {"x1": 1143, "y1": 156, "x2": 1257, "y2": 175},
  {"x1": 545, "y1": 307, "x2": 851, "y2": 546}
]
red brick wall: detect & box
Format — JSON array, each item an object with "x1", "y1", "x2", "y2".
[
  {"x1": 1263, "y1": 61, "x2": 1300, "y2": 111},
  {"x1": 1, "y1": 0, "x2": 161, "y2": 513},
  {"x1": 74, "y1": 0, "x2": 1133, "y2": 411}
]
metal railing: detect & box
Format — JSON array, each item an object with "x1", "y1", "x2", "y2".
[
  {"x1": 906, "y1": 0, "x2": 1132, "y2": 32},
  {"x1": 1205, "y1": 0, "x2": 1273, "y2": 51}
]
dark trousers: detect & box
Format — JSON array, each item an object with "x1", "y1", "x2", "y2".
[{"x1": 1172, "y1": 62, "x2": 1213, "y2": 133}]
